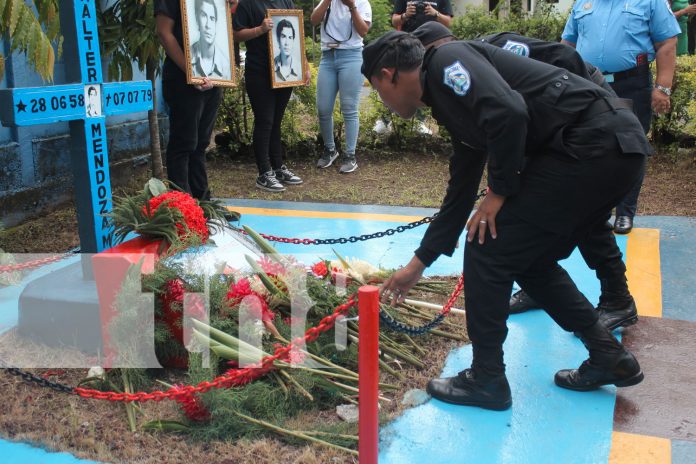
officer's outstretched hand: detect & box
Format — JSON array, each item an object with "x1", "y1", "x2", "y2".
[
  {"x1": 380, "y1": 256, "x2": 426, "y2": 307},
  {"x1": 466, "y1": 190, "x2": 506, "y2": 245}
]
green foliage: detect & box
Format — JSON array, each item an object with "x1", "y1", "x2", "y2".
[
  {"x1": 97, "y1": 0, "x2": 162, "y2": 81},
  {"x1": 450, "y1": 2, "x2": 567, "y2": 42},
  {"x1": 0, "y1": 0, "x2": 62, "y2": 81},
  {"x1": 365, "y1": 0, "x2": 394, "y2": 43},
  {"x1": 651, "y1": 55, "x2": 696, "y2": 150}
]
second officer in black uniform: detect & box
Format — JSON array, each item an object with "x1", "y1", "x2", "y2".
[{"x1": 365, "y1": 31, "x2": 648, "y2": 410}]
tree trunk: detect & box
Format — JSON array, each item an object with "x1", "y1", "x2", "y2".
[{"x1": 146, "y1": 60, "x2": 164, "y2": 179}]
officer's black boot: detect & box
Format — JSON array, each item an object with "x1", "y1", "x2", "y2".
[
  {"x1": 427, "y1": 368, "x2": 512, "y2": 410},
  {"x1": 509, "y1": 289, "x2": 540, "y2": 314},
  {"x1": 555, "y1": 321, "x2": 644, "y2": 391},
  {"x1": 596, "y1": 277, "x2": 638, "y2": 331}
]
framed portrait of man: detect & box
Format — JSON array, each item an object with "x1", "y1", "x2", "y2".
[
  {"x1": 267, "y1": 9, "x2": 307, "y2": 89},
  {"x1": 181, "y1": 0, "x2": 236, "y2": 87}
]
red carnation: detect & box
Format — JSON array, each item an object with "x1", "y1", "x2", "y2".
[
  {"x1": 257, "y1": 256, "x2": 287, "y2": 276},
  {"x1": 171, "y1": 385, "x2": 210, "y2": 423},
  {"x1": 226, "y1": 278, "x2": 275, "y2": 322},
  {"x1": 143, "y1": 191, "x2": 209, "y2": 243},
  {"x1": 311, "y1": 261, "x2": 328, "y2": 278}
]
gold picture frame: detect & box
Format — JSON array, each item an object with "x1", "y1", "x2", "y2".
[
  {"x1": 267, "y1": 9, "x2": 307, "y2": 89},
  {"x1": 181, "y1": 0, "x2": 236, "y2": 88}
]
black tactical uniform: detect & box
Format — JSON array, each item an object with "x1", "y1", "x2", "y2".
[{"x1": 363, "y1": 32, "x2": 648, "y2": 407}]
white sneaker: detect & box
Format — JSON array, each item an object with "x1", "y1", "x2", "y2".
[
  {"x1": 417, "y1": 121, "x2": 432, "y2": 135},
  {"x1": 374, "y1": 119, "x2": 392, "y2": 135}
]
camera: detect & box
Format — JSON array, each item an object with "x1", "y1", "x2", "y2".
[{"x1": 409, "y1": 0, "x2": 426, "y2": 15}]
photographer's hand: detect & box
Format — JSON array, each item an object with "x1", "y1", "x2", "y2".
[
  {"x1": 424, "y1": 4, "x2": 439, "y2": 17},
  {"x1": 404, "y1": 3, "x2": 417, "y2": 18}
]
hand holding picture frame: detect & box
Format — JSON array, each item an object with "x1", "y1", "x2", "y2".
[
  {"x1": 181, "y1": 0, "x2": 236, "y2": 88},
  {"x1": 267, "y1": 9, "x2": 308, "y2": 89}
]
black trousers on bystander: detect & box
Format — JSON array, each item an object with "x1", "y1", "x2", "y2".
[{"x1": 162, "y1": 77, "x2": 222, "y2": 201}]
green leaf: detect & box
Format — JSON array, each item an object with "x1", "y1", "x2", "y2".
[
  {"x1": 141, "y1": 420, "x2": 190, "y2": 432},
  {"x1": 242, "y1": 225, "x2": 280, "y2": 257},
  {"x1": 244, "y1": 255, "x2": 286, "y2": 297},
  {"x1": 146, "y1": 178, "x2": 168, "y2": 197}
]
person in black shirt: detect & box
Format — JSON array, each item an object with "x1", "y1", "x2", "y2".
[
  {"x1": 363, "y1": 32, "x2": 648, "y2": 410},
  {"x1": 155, "y1": 0, "x2": 234, "y2": 200},
  {"x1": 234, "y1": 0, "x2": 305, "y2": 192},
  {"x1": 392, "y1": 0, "x2": 452, "y2": 33},
  {"x1": 412, "y1": 23, "x2": 640, "y2": 333}
]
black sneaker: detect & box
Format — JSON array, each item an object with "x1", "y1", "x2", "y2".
[
  {"x1": 509, "y1": 289, "x2": 540, "y2": 314},
  {"x1": 338, "y1": 156, "x2": 358, "y2": 174},
  {"x1": 317, "y1": 149, "x2": 340, "y2": 169},
  {"x1": 274, "y1": 165, "x2": 303, "y2": 185},
  {"x1": 256, "y1": 171, "x2": 286, "y2": 192}
]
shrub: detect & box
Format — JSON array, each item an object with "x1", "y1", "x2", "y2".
[
  {"x1": 450, "y1": 2, "x2": 568, "y2": 42},
  {"x1": 651, "y1": 55, "x2": 696, "y2": 150}
]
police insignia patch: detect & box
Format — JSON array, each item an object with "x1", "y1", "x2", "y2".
[
  {"x1": 443, "y1": 61, "x2": 471, "y2": 97},
  {"x1": 502, "y1": 40, "x2": 530, "y2": 57}
]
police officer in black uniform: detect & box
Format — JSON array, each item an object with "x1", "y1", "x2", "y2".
[
  {"x1": 364, "y1": 31, "x2": 648, "y2": 410},
  {"x1": 412, "y1": 23, "x2": 640, "y2": 333}
]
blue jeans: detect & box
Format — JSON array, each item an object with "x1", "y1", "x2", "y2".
[{"x1": 316, "y1": 48, "x2": 363, "y2": 156}]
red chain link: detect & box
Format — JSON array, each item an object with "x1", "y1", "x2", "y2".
[
  {"x1": 440, "y1": 274, "x2": 464, "y2": 317},
  {"x1": 73, "y1": 296, "x2": 357, "y2": 403},
  {"x1": 0, "y1": 254, "x2": 70, "y2": 274}
]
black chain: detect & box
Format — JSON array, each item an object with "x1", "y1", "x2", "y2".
[
  {"x1": 0, "y1": 359, "x2": 75, "y2": 395},
  {"x1": 313, "y1": 214, "x2": 438, "y2": 245},
  {"x1": 379, "y1": 309, "x2": 447, "y2": 336}
]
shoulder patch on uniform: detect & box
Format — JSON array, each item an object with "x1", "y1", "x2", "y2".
[
  {"x1": 502, "y1": 40, "x2": 530, "y2": 57},
  {"x1": 443, "y1": 61, "x2": 471, "y2": 97}
]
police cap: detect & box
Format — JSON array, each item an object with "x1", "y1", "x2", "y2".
[
  {"x1": 412, "y1": 22, "x2": 454, "y2": 47},
  {"x1": 361, "y1": 31, "x2": 410, "y2": 81}
]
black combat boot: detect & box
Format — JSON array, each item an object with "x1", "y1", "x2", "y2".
[
  {"x1": 509, "y1": 289, "x2": 540, "y2": 314},
  {"x1": 555, "y1": 321, "x2": 643, "y2": 391},
  {"x1": 596, "y1": 277, "x2": 638, "y2": 331},
  {"x1": 427, "y1": 368, "x2": 512, "y2": 410}
]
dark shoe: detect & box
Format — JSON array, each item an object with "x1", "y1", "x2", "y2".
[
  {"x1": 426, "y1": 368, "x2": 512, "y2": 410},
  {"x1": 274, "y1": 165, "x2": 303, "y2": 185},
  {"x1": 255, "y1": 171, "x2": 286, "y2": 192},
  {"x1": 598, "y1": 297, "x2": 638, "y2": 331},
  {"x1": 509, "y1": 289, "x2": 540, "y2": 314},
  {"x1": 614, "y1": 216, "x2": 633, "y2": 234},
  {"x1": 338, "y1": 156, "x2": 358, "y2": 174},
  {"x1": 555, "y1": 321, "x2": 643, "y2": 391},
  {"x1": 317, "y1": 149, "x2": 340, "y2": 169}
]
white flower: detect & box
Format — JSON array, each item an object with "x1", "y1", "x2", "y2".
[{"x1": 87, "y1": 366, "x2": 105, "y2": 379}]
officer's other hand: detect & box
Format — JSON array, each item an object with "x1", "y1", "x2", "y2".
[
  {"x1": 380, "y1": 256, "x2": 425, "y2": 307},
  {"x1": 684, "y1": 4, "x2": 696, "y2": 15},
  {"x1": 466, "y1": 190, "x2": 506, "y2": 245},
  {"x1": 404, "y1": 3, "x2": 417, "y2": 17},
  {"x1": 651, "y1": 89, "x2": 671, "y2": 114},
  {"x1": 194, "y1": 77, "x2": 214, "y2": 92},
  {"x1": 424, "y1": 4, "x2": 438, "y2": 16},
  {"x1": 260, "y1": 18, "x2": 274, "y2": 33}
]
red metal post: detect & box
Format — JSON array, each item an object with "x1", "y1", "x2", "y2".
[{"x1": 358, "y1": 285, "x2": 380, "y2": 464}]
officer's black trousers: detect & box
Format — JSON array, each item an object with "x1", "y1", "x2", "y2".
[
  {"x1": 162, "y1": 77, "x2": 222, "y2": 201},
  {"x1": 464, "y1": 110, "x2": 645, "y2": 375}
]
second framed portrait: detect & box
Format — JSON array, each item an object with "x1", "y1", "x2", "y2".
[
  {"x1": 181, "y1": 0, "x2": 236, "y2": 87},
  {"x1": 267, "y1": 9, "x2": 307, "y2": 89}
]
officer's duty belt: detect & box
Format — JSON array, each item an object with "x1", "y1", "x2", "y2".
[
  {"x1": 602, "y1": 63, "x2": 649, "y2": 83},
  {"x1": 578, "y1": 97, "x2": 634, "y2": 121}
]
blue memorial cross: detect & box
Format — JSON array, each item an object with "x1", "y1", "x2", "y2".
[{"x1": 0, "y1": 0, "x2": 153, "y2": 253}]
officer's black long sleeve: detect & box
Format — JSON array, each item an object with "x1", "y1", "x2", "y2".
[{"x1": 415, "y1": 143, "x2": 487, "y2": 267}]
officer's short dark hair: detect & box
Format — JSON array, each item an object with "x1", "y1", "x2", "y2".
[
  {"x1": 276, "y1": 19, "x2": 295, "y2": 42},
  {"x1": 361, "y1": 31, "x2": 425, "y2": 83},
  {"x1": 195, "y1": 0, "x2": 218, "y2": 21}
]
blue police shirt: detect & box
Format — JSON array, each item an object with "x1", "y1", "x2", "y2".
[{"x1": 562, "y1": 0, "x2": 680, "y2": 72}]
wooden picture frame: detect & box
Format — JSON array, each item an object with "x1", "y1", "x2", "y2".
[
  {"x1": 181, "y1": 0, "x2": 236, "y2": 88},
  {"x1": 267, "y1": 9, "x2": 307, "y2": 89}
]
